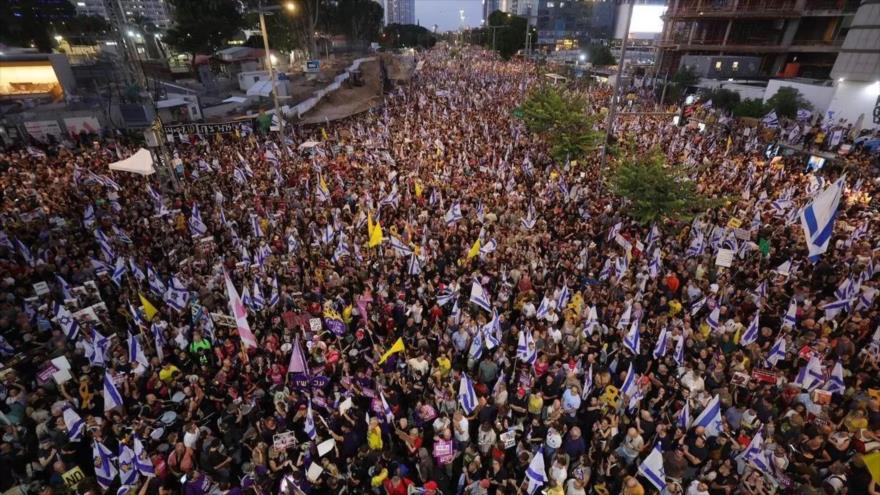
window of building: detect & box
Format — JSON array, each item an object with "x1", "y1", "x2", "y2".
[
  {"x1": 547, "y1": 2, "x2": 554, "y2": 7},
  {"x1": 714, "y1": 61, "x2": 723, "y2": 71},
  {"x1": 732, "y1": 61, "x2": 739, "y2": 71}
]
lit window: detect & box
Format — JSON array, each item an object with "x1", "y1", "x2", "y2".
[
  {"x1": 714, "y1": 61, "x2": 722, "y2": 70},
  {"x1": 76, "y1": 1, "x2": 86, "y2": 6},
  {"x1": 547, "y1": 1, "x2": 554, "y2": 6},
  {"x1": 560, "y1": 1, "x2": 565, "y2": 5},
  {"x1": 732, "y1": 61, "x2": 739, "y2": 71}
]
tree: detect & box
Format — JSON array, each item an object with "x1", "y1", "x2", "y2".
[
  {"x1": 609, "y1": 146, "x2": 716, "y2": 224},
  {"x1": 660, "y1": 66, "x2": 699, "y2": 104},
  {"x1": 164, "y1": 0, "x2": 244, "y2": 64},
  {"x1": 324, "y1": 0, "x2": 383, "y2": 44},
  {"x1": 765, "y1": 87, "x2": 812, "y2": 119},
  {"x1": 585, "y1": 44, "x2": 615, "y2": 66},
  {"x1": 520, "y1": 85, "x2": 602, "y2": 163},
  {"x1": 732, "y1": 98, "x2": 768, "y2": 118},
  {"x1": 484, "y1": 10, "x2": 527, "y2": 59},
  {"x1": 380, "y1": 24, "x2": 436, "y2": 49},
  {"x1": 701, "y1": 88, "x2": 740, "y2": 112}
]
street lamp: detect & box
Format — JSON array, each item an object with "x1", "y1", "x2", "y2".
[
  {"x1": 284, "y1": 1, "x2": 296, "y2": 12},
  {"x1": 252, "y1": 0, "x2": 297, "y2": 151}
]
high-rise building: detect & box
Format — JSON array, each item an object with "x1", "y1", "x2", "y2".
[
  {"x1": 74, "y1": 0, "x2": 173, "y2": 29},
  {"x1": 385, "y1": 0, "x2": 415, "y2": 25},
  {"x1": 657, "y1": 0, "x2": 863, "y2": 79}
]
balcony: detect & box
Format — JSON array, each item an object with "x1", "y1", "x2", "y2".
[{"x1": 666, "y1": 0, "x2": 802, "y2": 19}]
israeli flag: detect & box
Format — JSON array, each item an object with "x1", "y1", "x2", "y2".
[
  {"x1": 63, "y1": 407, "x2": 85, "y2": 442},
  {"x1": 581, "y1": 364, "x2": 593, "y2": 399},
  {"x1": 599, "y1": 258, "x2": 612, "y2": 281},
  {"x1": 240, "y1": 246, "x2": 252, "y2": 265},
  {"x1": 379, "y1": 186, "x2": 399, "y2": 209},
  {"x1": 800, "y1": 176, "x2": 845, "y2": 261},
  {"x1": 252, "y1": 280, "x2": 265, "y2": 310},
  {"x1": 617, "y1": 303, "x2": 632, "y2": 329},
  {"x1": 857, "y1": 287, "x2": 877, "y2": 312},
  {"x1": 445, "y1": 202, "x2": 463, "y2": 226},
  {"x1": 649, "y1": 248, "x2": 662, "y2": 279},
  {"x1": 380, "y1": 391, "x2": 395, "y2": 423},
  {"x1": 469, "y1": 280, "x2": 492, "y2": 312},
  {"x1": 469, "y1": 330, "x2": 484, "y2": 360},
  {"x1": 761, "y1": 110, "x2": 779, "y2": 128},
  {"x1": 706, "y1": 307, "x2": 720, "y2": 331},
  {"x1": 653, "y1": 327, "x2": 669, "y2": 359},
  {"x1": 53, "y1": 302, "x2": 80, "y2": 340},
  {"x1": 437, "y1": 287, "x2": 458, "y2": 307},
  {"x1": 250, "y1": 214, "x2": 264, "y2": 238},
  {"x1": 163, "y1": 283, "x2": 189, "y2": 313},
  {"x1": 690, "y1": 298, "x2": 706, "y2": 317},
  {"x1": 129, "y1": 258, "x2": 146, "y2": 282},
  {"x1": 752, "y1": 281, "x2": 767, "y2": 304},
  {"x1": 693, "y1": 394, "x2": 723, "y2": 436},
  {"x1": 583, "y1": 306, "x2": 599, "y2": 336},
  {"x1": 111, "y1": 257, "x2": 126, "y2": 287},
  {"x1": 521, "y1": 204, "x2": 537, "y2": 230},
  {"x1": 795, "y1": 356, "x2": 825, "y2": 391},
  {"x1": 624, "y1": 320, "x2": 640, "y2": 355},
  {"x1": 83, "y1": 204, "x2": 96, "y2": 228},
  {"x1": 118, "y1": 444, "x2": 138, "y2": 487},
  {"x1": 483, "y1": 322, "x2": 501, "y2": 350},
  {"x1": 677, "y1": 402, "x2": 690, "y2": 429},
  {"x1": 615, "y1": 256, "x2": 628, "y2": 280},
  {"x1": 128, "y1": 332, "x2": 149, "y2": 370},
  {"x1": 637, "y1": 444, "x2": 667, "y2": 492},
  {"x1": 740, "y1": 312, "x2": 760, "y2": 346},
  {"x1": 304, "y1": 400, "x2": 317, "y2": 440},
  {"x1": 93, "y1": 441, "x2": 118, "y2": 490},
  {"x1": 459, "y1": 374, "x2": 478, "y2": 414},
  {"x1": 765, "y1": 337, "x2": 786, "y2": 367},
  {"x1": 825, "y1": 361, "x2": 845, "y2": 394},
  {"x1": 556, "y1": 284, "x2": 571, "y2": 311},
  {"x1": 0, "y1": 335, "x2": 13, "y2": 357},
  {"x1": 739, "y1": 430, "x2": 771, "y2": 473},
  {"x1": 104, "y1": 372, "x2": 124, "y2": 411},
  {"x1": 644, "y1": 223, "x2": 660, "y2": 252},
  {"x1": 189, "y1": 204, "x2": 208, "y2": 236},
  {"x1": 147, "y1": 267, "x2": 166, "y2": 296},
  {"x1": 479, "y1": 238, "x2": 497, "y2": 258},
  {"x1": 133, "y1": 436, "x2": 155, "y2": 477},
  {"x1": 517, "y1": 329, "x2": 537, "y2": 364},
  {"x1": 686, "y1": 230, "x2": 704, "y2": 257},
  {"x1": 269, "y1": 277, "x2": 280, "y2": 307},
  {"x1": 128, "y1": 302, "x2": 147, "y2": 328},
  {"x1": 287, "y1": 233, "x2": 300, "y2": 254},
  {"x1": 408, "y1": 253, "x2": 422, "y2": 275},
  {"x1": 536, "y1": 296, "x2": 551, "y2": 320},
  {"x1": 782, "y1": 298, "x2": 797, "y2": 328},
  {"x1": 241, "y1": 285, "x2": 253, "y2": 311},
  {"x1": 476, "y1": 202, "x2": 485, "y2": 222},
  {"x1": 620, "y1": 362, "x2": 639, "y2": 399},
  {"x1": 607, "y1": 222, "x2": 622, "y2": 241},
  {"x1": 55, "y1": 274, "x2": 73, "y2": 300},
  {"x1": 98, "y1": 238, "x2": 115, "y2": 263},
  {"x1": 389, "y1": 236, "x2": 414, "y2": 256},
  {"x1": 525, "y1": 448, "x2": 548, "y2": 495},
  {"x1": 320, "y1": 224, "x2": 335, "y2": 245}
]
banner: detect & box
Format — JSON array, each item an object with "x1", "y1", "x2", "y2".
[
  {"x1": 24, "y1": 120, "x2": 63, "y2": 142},
  {"x1": 165, "y1": 120, "x2": 254, "y2": 141},
  {"x1": 64, "y1": 117, "x2": 101, "y2": 136}
]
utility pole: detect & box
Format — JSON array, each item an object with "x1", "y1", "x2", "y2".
[
  {"x1": 257, "y1": 0, "x2": 289, "y2": 154},
  {"x1": 658, "y1": 70, "x2": 670, "y2": 110},
  {"x1": 487, "y1": 25, "x2": 510, "y2": 52},
  {"x1": 599, "y1": 1, "x2": 634, "y2": 168},
  {"x1": 524, "y1": 3, "x2": 532, "y2": 58}
]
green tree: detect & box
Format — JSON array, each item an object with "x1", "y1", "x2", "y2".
[
  {"x1": 324, "y1": 0, "x2": 383, "y2": 44},
  {"x1": 164, "y1": 0, "x2": 244, "y2": 64},
  {"x1": 484, "y1": 10, "x2": 527, "y2": 59},
  {"x1": 661, "y1": 66, "x2": 699, "y2": 104},
  {"x1": 610, "y1": 146, "x2": 716, "y2": 224},
  {"x1": 702, "y1": 88, "x2": 740, "y2": 112},
  {"x1": 585, "y1": 44, "x2": 615, "y2": 66},
  {"x1": 380, "y1": 24, "x2": 436, "y2": 49},
  {"x1": 732, "y1": 98, "x2": 768, "y2": 118},
  {"x1": 520, "y1": 85, "x2": 602, "y2": 162},
  {"x1": 765, "y1": 86, "x2": 812, "y2": 119}
]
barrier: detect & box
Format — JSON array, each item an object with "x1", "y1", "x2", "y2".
[{"x1": 288, "y1": 57, "x2": 375, "y2": 118}]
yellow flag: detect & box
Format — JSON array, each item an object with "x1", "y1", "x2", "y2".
[
  {"x1": 139, "y1": 293, "x2": 158, "y2": 322},
  {"x1": 467, "y1": 239, "x2": 481, "y2": 260},
  {"x1": 342, "y1": 305, "x2": 353, "y2": 324},
  {"x1": 321, "y1": 127, "x2": 328, "y2": 141},
  {"x1": 319, "y1": 175, "x2": 329, "y2": 194},
  {"x1": 369, "y1": 220, "x2": 384, "y2": 248},
  {"x1": 865, "y1": 452, "x2": 880, "y2": 483},
  {"x1": 414, "y1": 181, "x2": 423, "y2": 198},
  {"x1": 726, "y1": 135, "x2": 733, "y2": 154},
  {"x1": 378, "y1": 337, "x2": 405, "y2": 364},
  {"x1": 367, "y1": 211, "x2": 375, "y2": 238}
]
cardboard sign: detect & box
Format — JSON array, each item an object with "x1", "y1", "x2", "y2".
[
  {"x1": 273, "y1": 431, "x2": 297, "y2": 451},
  {"x1": 62, "y1": 466, "x2": 86, "y2": 488},
  {"x1": 306, "y1": 462, "x2": 324, "y2": 482},
  {"x1": 731, "y1": 371, "x2": 751, "y2": 388},
  {"x1": 715, "y1": 249, "x2": 734, "y2": 268},
  {"x1": 751, "y1": 369, "x2": 780, "y2": 384},
  {"x1": 33, "y1": 282, "x2": 50, "y2": 296},
  {"x1": 734, "y1": 228, "x2": 752, "y2": 241},
  {"x1": 500, "y1": 430, "x2": 516, "y2": 449},
  {"x1": 210, "y1": 313, "x2": 237, "y2": 328},
  {"x1": 317, "y1": 438, "x2": 336, "y2": 457},
  {"x1": 812, "y1": 389, "x2": 832, "y2": 405},
  {"x1": 37, "y1": 362, "x2": 60, "y2": 384},
  {"x1": 726, "y1": 217, "x2": 742, "y2": 229},
  {"x1": 433, "y1": 439, "x2": 454, "y2": 465}
]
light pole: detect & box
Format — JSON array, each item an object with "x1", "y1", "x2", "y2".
[
  {"x1": 487, "y1": 24, "x2": 510, "y2": 52},
  {"x1": 599, "y1": 1, "x2": 634, "y2": 168},
  {"x1": 254, "y1": 0, "x2": 296, "y2": 152}
]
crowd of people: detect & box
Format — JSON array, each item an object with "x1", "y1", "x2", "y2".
[{"x1": 1, "y1": 45, "x2": 880, "y2": 495}]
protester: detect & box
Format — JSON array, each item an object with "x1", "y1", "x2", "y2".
[{"x1": 0, "y1": 45, "x2": 879, "y2": 495}]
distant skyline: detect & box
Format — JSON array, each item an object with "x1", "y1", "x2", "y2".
[{"x1": 414, "y1": 0, "x2": 483, "y2": 32}]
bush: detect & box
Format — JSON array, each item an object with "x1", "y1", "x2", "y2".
[
  {"x1": 732, "y1": 98, "x2": 768, "y2": 118},
  {"x1": 702, "y1": 88, "x2": 740, "y2": 112},
  {"x1": 765, "y1": 87, "x2": 812, "y2": 119}
]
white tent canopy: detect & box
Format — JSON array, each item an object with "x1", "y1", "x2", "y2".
[{"x1": 109, "y1": 148, "x2": 156, "y2": 176}]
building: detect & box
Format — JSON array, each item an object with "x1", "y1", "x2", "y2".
[
  {"x1": 657, "y1": 0, "x2": 863, "y2": 79},
  {"x1": 74, "y1": 0, "x2": 173, "y2": 29},
  {"x1": 385, "y1": 0, "x2": 415, "y2": 25}
]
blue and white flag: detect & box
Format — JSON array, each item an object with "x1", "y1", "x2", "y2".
[
  {"x1": 53, "y1": 302, "x2": 80, "y2": 340},
  {"x1": 521, "y1": 203, "x2": 536, "y2": 230},
  {"x1": 146, "y1": 267, "x2": 166, "y2": 296},
  {"x1": 741, "y1": 312, "x2": 760, "y2": 346},
  {"x1": 483, "y1": 311, "x2": 501, "y2": 350},
  {"x1": 638, "y1": 444, "x2": 667, "y2": 492},
  {"x1": 151, "y1": 323, "x2": 165, "y2": 362},
  {"x1": 445, "y1": 202, "x2": 463, "y2": 226},
  {"x1": 649, "y1": 248, "x2": 662, "y2": 279},
  {"x1": 93, "y1": 441, "x2": 118, "y2": 490},
  {"x1": 479, "y1": 238, "x2": 497, "y2": 258},
  {"x1": 782, "y1": 298, "x2": 797, "y2": 328},
  {"x1": 128, "y1": 332, "x2": 149, "y2": 369},
  {"x1": 380, "y1": 391, "x2": 395, "y2": 423},
  {"x1": 653, "y1": 327, "x2": 669, "y2": 359},
  {"x1": 468, "y1": 330, "x2": 484, "y2": 360},
  {"x1": 379, "y1": 186, "x2": 399, "y2": 209},
  {"x1": 389, "y1": 236, "x2": 414, "y2": 256},
  {"x1": 104, "y1": 372, "x2": 124, "y2": 411},
  {"x1": 83, "y1": 204, "x2": 96, "y2": 228},
  {"x1": 761, "y1": 111, "x2": 779, "y2": 128},
  {"x1": 765, "y1": 337, "x2": 786, "y2": 367},
  {"x1": 476, "y1": 202, "x2": 485, "y2": 223},
  {"x1": 620, "y1": 362, "x2": 639, "y2": 399},
  {"x1": 598, "y1": 258, "x2": 612, "y2": 281},
  {"x1": 617, "y1": 304, "x2": 632, "y2": 329},
  {"x1": 525, "y1": 448, "x2": 548, "y2": 495},
  {"x1": 825, "y1": 361, "x2": 845, "y2": 394},
  {"x1": 752, "y1": 281, "x2": 767, "y2": 304},
  {"x1": 304, "y1": 399, "x2": 317, "y2": 440},
  {"x1": 320, "y1": 224, "x2": 335, "y2": 245},
  {"x1": 111, "y1": 257, "x2": 126, "y2": 287},
  {"x1": 458, "y1": 374, "x2": 478, "y2": 414},
  {"x1": 0, "y1": 335, "x2": 13, "y2": 357},
  {"x1": 706, "y1": 307, "x2": 720, "y2": 331},
  {"x1": 469, "y1": 280, "x2": 492, "y2": 312},
  {"x1": 693, "y1": 394, "x2": 723, "y2": 436},
  {"x1": 517, "y1": 329, "x2": 537, "y2": 364},
  {"x1": 800, "y1": 176, "x2": 845, "y2": 261},
  {"x1": 133, "y1": 436, "x2": 155, "y2": 477},
  {"x1": 583, "y1": 306, "x2": 599, "y2": 336},
  {"x1": 686, "y1": 230, "x2": 705, "y2": 257},
  {"x1": 98, "y1": 237, "x2": 115, "y2": 263},
  {"x1": 437, "y1": 286, "x2": 458, "y2": 307},
  {"x1": 674, "y1": 336, "x2": 685, "y2": 366},
  {"x1": 269, "y1": 277, "x2": 280, "y2": 307},
  {"x1": 408, "y1": 253, "x2": 422, "y2": 276},
  {"x1": 795, "y1": 356, "x2": 825, "y2": 391},
  {"x1": 14, "y1": 238, "x2": 34, "y2": 266},
  {"x1": 63, "y1": 407, "x2": 85, "y2": 442},
  {"x1": 581, "y1": 364, "x2": 593, "y2": 399},
  {"x1": 556, "y1": 284, "x2": 570, "y2": 311},
  {"x1": 607, "y1": 222, "x2": 622, "y2": 242},
  {"x1": 55, "y1": 274, "x2": 73, "y2": 299},
  {"x1": 677, "y1": 402, "x2": 690, "y2": 429},
  {"x1": 690, "y1": 296, "x2": 707, "y2": 316},
  {"x1": 252, "y1": 280, "x2": 265, "y2": 310},
  {"x1": 536, "y1": 296, "x2": 551, "y2": 320},
  {"x1": 118, "y1": 444, "x2": 138, "y2": 487},
  {"x1": 624, "y1": 320, "x2": 640, "y2": 355},
  {"x1": 163, "y1": 278, "x2": 190, "y2": 313},
  {"x1": 738, "y1": 430, "x2": 771, "y2": 473},
  {"x1": 644, "y1": 223, "x2": 660, "y2": 252},
  {"x1": 189, "y1": 204, "x2": 208, "y2": 236},
  {"x1": 128, "y1": 258, "x2": 145, "y2": 282}
]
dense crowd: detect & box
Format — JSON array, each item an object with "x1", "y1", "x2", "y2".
[{"x1": 1, "y1": 46, "x2": 880, "y2": 495}]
